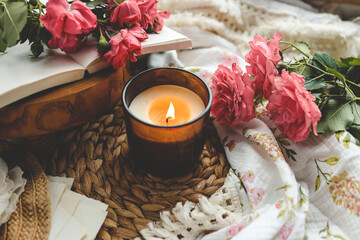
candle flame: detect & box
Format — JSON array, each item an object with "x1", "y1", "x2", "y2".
[{"x1": 166, "y1": 101, "x2": 175, "y2": 122}]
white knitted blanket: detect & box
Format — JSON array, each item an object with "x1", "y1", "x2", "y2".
[
  {"x1": 139, "y1": 1, "x2": 360, "y2": 239},
  {"x1": 158, "y1": 0, "x2": 360, "y2": 59}
]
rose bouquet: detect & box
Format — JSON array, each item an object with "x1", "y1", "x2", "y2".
[
  {"x1": 0, "y1": 0, "x2": 169, "y2": 68},
  {"x1": 210, "y1": 33, "x2": 360, "y2": 143}
]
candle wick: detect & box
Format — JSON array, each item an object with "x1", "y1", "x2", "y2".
[{"x1": 166, "y1": 118, "x2": 169, "y2": 123}]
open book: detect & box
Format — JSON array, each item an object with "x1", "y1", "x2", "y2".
[{"x1": 0, "y1": 26, "x2": 191, "y2": 109}]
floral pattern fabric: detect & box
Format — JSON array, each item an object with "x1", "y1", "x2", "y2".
[{"x1": 148, "y1": 38, "x2": 360, "y2": 239}]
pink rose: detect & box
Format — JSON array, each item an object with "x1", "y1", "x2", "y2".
[
  {"x1": 211, "y1": 63, "x2": 255, "y2": 129},
  {"x1": 267, "y1": 70, "x2": 322, "y2": 143},
  {"x1": 227, "y1": 222, "x2": 247, "y2": 238},
  {"x1": 199, "y1": 69, "x2": 212, "y2": 85},
  {"x1": 245, "y1": 32, "x2": 282, "y2": 98},
  {"x1": 249, "y1": 188, "x2": 265, "y2": 206},
  {"x1": 40, "y1": 0, "x2": 97, "y2": 52},
  {"x1": 108, "y1": 0, "x2": 141, "y2": 28},
  {"x1": 103, "y1": 26, "x2": 147, "y2": 68},
  {"x1": 242, "y1": 171, "x2": 255, "y2": 183},
  {"x1": 220, "y1": 53, "x2": 241, "y2": 67},
  {"x1": 135, "y1": 0, "x2": 158, "y2": 29},
  {"x1": 153, "y1": 11, "x2": 170, "y2": 32},
  {"x1": 280, "y1": 223, "x2": 293, "y2": 240},
  {"x1": 126, "y1": 25, "x2": 148, "y2": 41}
]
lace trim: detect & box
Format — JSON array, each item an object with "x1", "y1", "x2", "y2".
[{"x1": 139, "y1": 172, "x2": 244, "y2": 239}]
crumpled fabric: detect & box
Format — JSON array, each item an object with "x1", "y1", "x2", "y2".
[
  {"x1": 0, "y1": 157, "x2": 26, "y2": 225},
  {"x1": 145, "y1": 8, "x2": 360, "y2": 238}
]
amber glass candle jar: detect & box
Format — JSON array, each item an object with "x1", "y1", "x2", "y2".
[{"x1": 122, "y1": 67, "x2": 212, "y2": 177}]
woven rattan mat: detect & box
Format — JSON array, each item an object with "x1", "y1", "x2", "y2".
[{"x1": 42, "y1": 101, "x2": 230, "y2": 239}]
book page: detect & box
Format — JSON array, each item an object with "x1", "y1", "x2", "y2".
[
  {"x1": 66, "y1": 37, "x2": 108, "y2": 75},
  {"x1": 141, "y1": 26, "x2": 192, "y2": 54},
  {"x1": 0, "y1": 43, "x2": 85, "y2": 109}
]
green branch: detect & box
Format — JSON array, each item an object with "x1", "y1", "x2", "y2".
[
  {"x1": 315, "y1": 159, "x2": 332, "y2": 184},
  {"x1": 280, "y1": 40, "x2": 312, "y2": 58},
  {"x1": 305, "y1": 62, "x2": 334, "y2": 77},
  {"x1": 305, "y1": 73, "x2": 325, "y2": 84}
]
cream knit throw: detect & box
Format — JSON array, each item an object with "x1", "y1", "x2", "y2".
[{"x1": 158, "y1": 0, "x2": 360, "y2": 59}]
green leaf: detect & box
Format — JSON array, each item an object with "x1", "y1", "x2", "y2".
[
  {"x1": 346, "y1": 66, "x2": 360, "y2": 84},
  {"x1": 324, "y1": 157, "x2": 340, "y2": 166},
  {"x1": 313, "y1": 52, "x2": 339, "y2": 71},
  {"x1": 343, "y1": 134, "x2": 350, "y2": 149},
  {"x1": 30, "y1": 41, "x2": 43, "y2": 58},
  {"x1": 305, "y1": 77, "x2": 327, "y2": 91},
  {"x1": 113, "y1": 0, "x2": 125, "y2": 5},
  {"x1": 242, "y1": 128, "x2": 250, "y2": 135},
  {"x1": 276, "y1": 184, "x2": 292, "y2": 191},
  {"x1": 348, "y1": 125, "x2": 360, "y2": 139},
  {"x1": 315, "y1": 175, "x2": 321, "y2": 191},
  {"x1": 301, "y1": 64, "x2": 316, "y2": 77},
  {"x1": 332, "y1": 234, "x2": 346, "y2": 240},
  {"x1": 311, "y1": 92, "x2": 322, "y2": 100},
  {"x1": 317, "y1": 98, "x2": 354, "y2": 134},
  {"x1": 282, "y1": 140, "x2": 290, "y2": 146},
  {"x1": 25, "y1": 20, "x2": 39, "y2": 44},
  {"x1": 327, "y1": 67, "x2": 346, "y2": 83},
  {"x1": 0, "y1": 0, "x2": 27, "y2": 51},
  {"x1": 277, "y1": 133, "x2": 286, "y2": 140},
  {"x1": 335, "y1": 131, "x2": 344, "y2": 141},
  {"x1": 293, "y1": 41, "x2": 312, "y2": 57},
  {"x1": 288, "y1": 149, "x2": 296, "y2": 154},
  {"x1": 351, "y1": 103, "x2": 360, "y2": 125},
  {"x1": 86, "y1": 0, "x2": 107, "y2": 8},
  {"x1": 338, "y1": 57, "x2": 360, "y2": 68},
  {"x1": 284, "y1": 59, "x2": 315, "y2": 78},
  {"x1": 299, "y1": 198, "x2": 306, "y2": 208},
  {"x1": 222, "y1": 136, "x2": 228, "y2": 145},
  {"x1": 187, "y1": 67, "x2": 201, "y2": 73},
  {"x1": 0, "y1": 35, "x2": 6, "y2": 52},
  {"x1": 277, "y1": 209, "x2": 286, "y2": 218},
  {"x1": 348, "y1": 58, "x2": 360, "y2": 66},
  {"x1": 327, "y1": 68, "x2": 355, "y2": 99}
]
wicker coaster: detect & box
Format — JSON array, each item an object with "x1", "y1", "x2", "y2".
[{"x1": 43, "y1": 102, "x2": 230, "y2": 239}]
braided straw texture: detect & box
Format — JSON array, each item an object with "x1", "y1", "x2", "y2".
[
  {"x1": 43, "y1": 102, "x2": 230, "y2": 239},
  {"x1": 0, "y1": 145, "x2": 51, "y2": 240}
]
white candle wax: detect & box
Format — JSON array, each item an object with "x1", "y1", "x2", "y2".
[{"x1": 129, "y1": 85, "x2": 205, "y2": 126}]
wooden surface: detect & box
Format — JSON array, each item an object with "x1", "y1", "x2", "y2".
[{"x1": 0, "y1": 64, "x2": 131, "y2": 138}]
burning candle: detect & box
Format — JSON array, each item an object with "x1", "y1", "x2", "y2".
[
  {"x1": 129, "y1": 85, "x2": 205, "y2": 126},
  {"x1": 122, "y1": 68, "x2": 212, "y2": 177}
]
